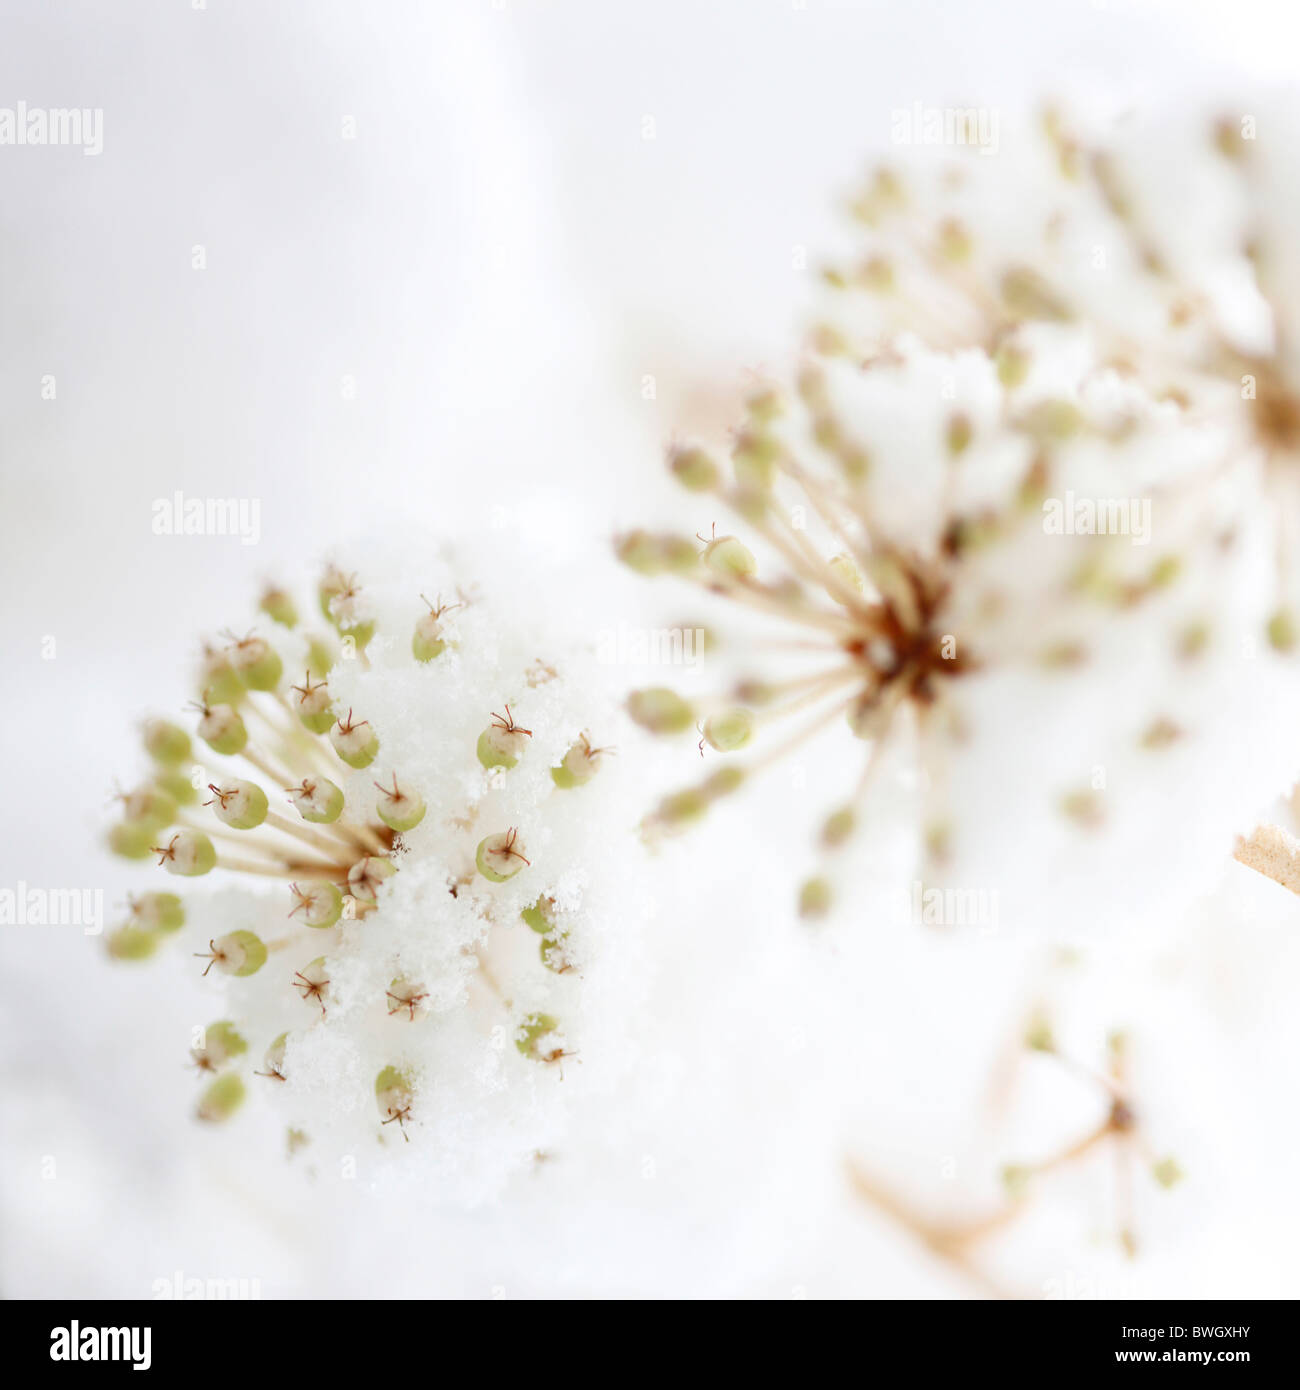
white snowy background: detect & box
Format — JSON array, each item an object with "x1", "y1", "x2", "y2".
[{"x1": 3, "y1": 0, "x2": 1300, "y2": 1298}]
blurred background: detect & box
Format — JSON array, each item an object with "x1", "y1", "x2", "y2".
[{"x1": 4, "y1": 0, "x2": 1300, "y2": 1298}]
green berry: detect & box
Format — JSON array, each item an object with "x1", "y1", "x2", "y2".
[
  {"x1": 143, "y1": 719, "x2": 192, "y2": 766},
  {"x1": 197, "y1": 703, "x2": 248, "y2": 757},
  {"x1": 821, "y1": 806, "x2": 856, "y2": 849},
  {"x1": 206, "y1": 779, "x2": 269, "y2": 830},
  {"x1": 154, "y1": 830, "x2": 216, "y2": 877},
  {"x1": 476, "y1": 829, "x2": 530, "y2": 882},
  {"x1": 330, "y1": 710, "x2": 379, "y2": 768},
  {"x1": 374, "y1": 775, "x2": 425, "y2": 833},
  {"x1": 227, "y1": 633, "x2": 283, "y2": 691},
  {"x1": 192, "y1": 1020, "x2": 248, "y2": 1071},
  {"x1": 130, "y1": 891, "x2": 184, "y2": 933},
  {"x1": 258, "y1": 585, "x2": 299, "y2": 628},
  {"x1": 1267, "y1": 607, "x2": 1296, "y2": 652},
  {"x1": 290, "y1": 672, "x2": 335, "y2": 734},
  {"x1": 627, "y1": 687, "x2": 694, "y2": 735},
  {"x1": 198, "y1": 930, "x2": 266, "y2": 976},
  {"x1": 550, "y1": 735, "x2": 607, "y2": 788},
  {"x1": 476, "y1": 707, "x2": 531, "y2": 770},
  {"x1": 614, "y1": 530, "x2": 699, "y2": 576},
  {"x1": 1151, "y1": 1156, "x2": 1184, "y2": 1190},
  {"x1": 106, "y1": 925, "x2": 159, "y2": 961},
  {"x1": 702, "y1": 707, "x2": 754, "y2": 752},
  {"x1": 290, "y1": 880, "x2": 344, "y2": 928},
  {"x1": 287, "y1": 776, "x2": 345, "y2": 824},
  {"x1": 196, "y1": 1073, "x2": 246, "y2": 1123},
  {"x1": 653, "y1": 787, "x2": 709, "y2": 827}
]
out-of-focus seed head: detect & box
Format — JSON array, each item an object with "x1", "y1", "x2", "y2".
[
  {"x1": 225, "y1": 631, "x2": 284, "y2": 692},
  {"x1": 192, "y1": 1020, "x2": 248, "y2": 1071},
  {"x1": 197, "y1": 930, "x2": 267, "y2": 977},
  {"x1": 703, "y1": 534, "x2": 758, "y2": 579},
  {"x1": 259, "y1": 585, "x2": 299, "y2": 629},
  {"x1": 129, "y1": 891, "x2": 185, "y2": 933},
  {"x1": 106, "y1": 924, "x2": 160, "y2": 960},
  {"x1": 702, "y1": 707, "x2": 754, "y2": 752},
  {"x1": 669, "y1": 444, "x2": 720, "y2": 493},
  {"x1": 195, "y1": 702, "x2": 248, "y2": 757}
]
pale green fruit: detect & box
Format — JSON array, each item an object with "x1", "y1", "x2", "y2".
[
  {"x1": 702, "y1": 707, "x2": 754, "y2": 752},
  {"x1": 615, "y1": 530, "x2": 699, "y2": 576},
  {"x1": 386, "y1": 977, "x2": 428, "y2": 1020},
  {"x1": 669, "y1": 445, "x2": 719, "y2": 492},
  {"x1": 156, "y1": 830, "x2": 216, "y2": 877},
  {"x1": 703, "y1": 534, "x2": 757, "y2": 579},
  {"x1": 514, "y1": 1012, "x2": 560, "y2": 1061},
  {"x1": 228, "y1": 635, "x2": 283, "y2": 691},
  {"x1": 153, "y1": 769, "x2": 200, "y2": 808},
  {"x1": 627, "y1": 687, "x2": 694, "y2": 735},
  {"x1": 287, "y1": 776, "x2": 345, "y2": 824},
  {"x1": 521, "y1": 895, "x2": 558, "y2": 934},
  {"x1": 290, "y1": 673, "x2": 335, "y2": 733},
  {"x1": 347, "y1": 855, "x2": 396, "y2": 903},
  {"x1": 330, "y1": 712, "x2": 379, "y2": 768},
  {"x1": 375, "y1": 1065, "x2": 415, "y2": 1128},
  {"x1": 108, "y1": 820, "x2": 156, "y2": 861},
  {"x1": 106, "y1": 925, "x2": 159, "y2": 961},
  {"x1": 207, "y1": 779, "x2": 268, "y2": 830},
  {"x1": 550, "y1": 736, "x2": 605, "y2": 788},
  {"x1": 198, "y1": 930, "x2": 266, "y2": 977},
  {"x1": 143, "y1": 719, "x2": 192, "y2": 765},
  {"x1": 292, "y1": 956, "x2": 330, "y2": 1011},
  {"x1": 375, "y1": 777, "x2": 425, "y2": 833},
  {"x1": 476, "y1": 829, "x2": 530, "y2": 882},
  {"x1": 1152, "y1": 1157, "x2": 1184, "y2": 1190},
  {"x1": 703, "y1": 766, "x2": 746, "y2": 800},
  {"x1": 193, "y1": 1020, "x2": 247, "y2": 1071},
  {"x1": 290, "y1": 881, "x2": 343, "y2": 928},
  {"x1": 131, "y1": 891, "x2": 184, "y2": 933},
  {"x1": 196, "y1": 1072, "x2": 246, "y2": 1123},
  {"x1": 198, "y1": 704, "x2": 248, "y2": 756},
  {"x1": 477, "y1": 708, "x2": 531, "y2": 769},
  {"x1": 259, "y1": 585, "x2": 298, "y2": 628}
]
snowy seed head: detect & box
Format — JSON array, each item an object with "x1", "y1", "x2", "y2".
[{"x1": 104, "y1": 557, "x2": 642, "y2": 1180}]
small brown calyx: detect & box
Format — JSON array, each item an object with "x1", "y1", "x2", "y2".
[
  {"x1": 489, "y1": 705, "x2": 532, "y2": 738},
  {"x1": 193, "y1": 938, "x2": 225, "y2": 977},
  {"x1": 292, "y1": 968, "x2": 329, "y2": 1014},
  {"x1": 500, "y1": 827, "x2": 530, "y2": 866}
]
